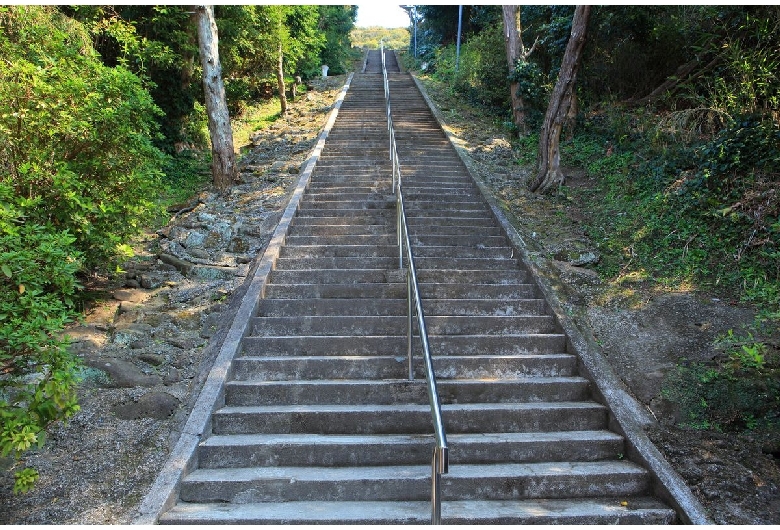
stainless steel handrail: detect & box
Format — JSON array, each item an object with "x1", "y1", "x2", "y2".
[{"x1": 381, "y1": 43, "x2": 449, "y2": 525}]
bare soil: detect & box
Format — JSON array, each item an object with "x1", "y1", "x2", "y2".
[{"x1": 1, "y1": 71, "x2": 778, "y2": 524}]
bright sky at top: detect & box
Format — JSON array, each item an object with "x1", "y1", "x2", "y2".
[{"x1": 354, "y1": 4, "x2": 410, "y2": 28}]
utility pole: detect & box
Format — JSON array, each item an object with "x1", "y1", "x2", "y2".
[{"x1": 455, "y1": 5, "x2": 462, "y2": 73}]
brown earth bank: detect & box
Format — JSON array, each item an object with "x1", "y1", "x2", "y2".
[{"x1": 1, "y1": 71, "x2": 778, "y2": 524}]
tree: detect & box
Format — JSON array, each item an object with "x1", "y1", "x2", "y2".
[
  {"x1": 195, "y1": 5, "x2": 237, "y2": 190},
  {"x1": 319, "y1": 5, "x2": 357, "y2": 75},
  {"x1": 529, "y1": 5, "x2": 591, "y2": 193},
  {"x1": 502, "y1": 6, "x2": 538, "y2": 136}
]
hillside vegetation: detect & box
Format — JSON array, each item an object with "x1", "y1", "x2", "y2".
[
  {"x1": 351, "y1": 26, "x2": 410, "y2": 50},
  {"x1": 407, "y1": 5, "x2": 778, "y2": 438}
]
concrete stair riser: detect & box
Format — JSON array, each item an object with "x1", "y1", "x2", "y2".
[
  {"x1": 239, "y1": 335, "x2": 567, "y2": 357},
  {"x1": 179, "y1": 461, "x2": 649, "y2": 503},
  {"x1": 197, "y1": 431, "x2": 625, "y2": 469},
  {"x1": 159, "y1": 498, "x2": 676, "y2": 525},
  {"x1": 211, "y1": 402, "x2": 608, "y2": 435},
  {"x1": 223, "y1": 377, "x2": 591, "y2": 406},
  {"x1": 230, "y1": 354, "x2": 577, "y2": 381}
]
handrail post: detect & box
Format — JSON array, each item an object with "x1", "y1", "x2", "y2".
[
  {"x1": 407, "y1": 269, "x2": 414, "y2": 381},
  {"x1": 431, "y1": 447, "x2": 445, "y2": 525}
]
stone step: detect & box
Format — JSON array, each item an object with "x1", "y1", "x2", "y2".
[
  {"x1": 419, "y1": 281, "x2": 538, "y2": 298},
  {"x1": 255, "y1": 298, "x2": 548, "y2": 318},
  {"x1": 250, "y1": 315, "x2": 557, "y2": 338},
  {"x1": 297, "y1": 201, "x2": 394, "y2": 212},
  {"x1": 239, "y1": 335, "x2": 567, "y2": 357},
  {"x1": 286, "y1": 224, "x2": 393, "y2": 237},
  {"x1": 267, "y1": 268, "x2": 528, "y2": 285},
  {"x1": 302, "y1": 192, "x2": 394, "y2": 202},
  {"x1": 256, "y1": 298, "x2": 406, "y2": 317},
  {"x1": 231, "y1": 354, "x2": 576, "y2": 381},
  {"x1": 273, "y1": 256, "x2": 523, "y2": 271},
  {"x1": 160, "y1": 497, "x2": 677, "y2": 525},
  {"x1": 414, "y1": 245, "x2": 514, "y2": 259},
  {"x1": 197, "y1": 430, "x2": 624, "y2": 469},
  {"x1": 268, "y1": 268, "x2": 399, "y2": 285},
  {"x1": 211, "y1": 401, "x2": 608, "y2": 435},
  {"x1": 294, "y1": 209, "x2": 394, "y2": 219},
  {"x1": 413, "y1": 235, "x2": 514, "y2": 249},
  {"x1": 291, "y1": 216, "x2": 392, "y2": 226},
  {"x1": 405, "y1": 216, "x2": 496, "y2": 227},
  {"x1": 179, "y1": 461, "x2": 648, "y2": 503},
  {"x1": 416, "y1": 257, "x2": 524, "y2": 271},
  {"x1": 278, "y1": 242, "x2": 398, "y2": 259},
  {"x1": 283, "y1": 234, "x2": 396, "y2": 246},
  {"x1": 274, "y1": 257, "x2": 398, "y2": 270},
  {"x1": 263, "y1": 282, "x2": 406, "y2": 299},
  {"x1": 224, "y1": 377, "x2": 591, "y2": 406}
]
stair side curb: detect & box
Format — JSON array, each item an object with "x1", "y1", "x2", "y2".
[
  {"x1": 132, "y1": 72, "x2": 355, "y2": 525},
  {"x1": 409, "y1": 72, "x2": 713, "y2": 525}
]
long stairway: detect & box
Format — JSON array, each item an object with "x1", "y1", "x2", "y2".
[{"x1": 156, "y1": 53, "x2": 679, "y2": 524}]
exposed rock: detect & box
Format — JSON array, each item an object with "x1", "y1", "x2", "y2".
[
  {"x1": 112, "y1": 289, "x2": 150, "y2": 303},
  {"x1": 138, "y1": 353, "x2": 165, "y2": 366},
  {"x1": 158, "y1": 252, "x2": 194, "y2": 275},
  {"x1": 112, "y1": 392, "x2": 180, "y2": 420},
  {"x1": 83, "y1": 357, "x2": 162, "y2": 388}
]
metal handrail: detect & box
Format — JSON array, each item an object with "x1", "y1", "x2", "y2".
[{"x1": 381, "y1": 43, "x2": 449, "y2": 525}]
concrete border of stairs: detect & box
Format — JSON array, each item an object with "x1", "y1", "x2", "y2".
[
  {"x1": 133, "y1": 73, "x2": 355, "y2": 525},
  {"x1": 410, "y1": 73, "x2": 713, "y2": 525}
]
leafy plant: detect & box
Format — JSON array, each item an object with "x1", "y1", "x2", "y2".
[
  {"x1": 0, "y1": 183, "x2": 83, "y2": 494},
  {"x1": 0, "y1": 5, "x2": 167, "y2": 271},
  {"x1": 662, "y1": 313, "x2": 780, "y2": 433}
]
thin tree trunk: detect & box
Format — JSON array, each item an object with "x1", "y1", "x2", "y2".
[
  {"x1": 529, "y1": 5, "x2": 591, "y2": 193},
  {"x1": 276, "y1": 43, "x2": 288, "y2": 115},
  {"x1": 196, "y1": 5, "x2": 237, "y2": 191},
  {"x1": 502, "y1": 6, "x2": 529, "y2": 136}
]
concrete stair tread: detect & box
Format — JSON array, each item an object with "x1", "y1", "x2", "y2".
[
  {"x1": 160, "y1": 497, "x2": 677, "y2": 524},
  {"x1": 227, "y1": 375, "x2": 590, "y2": 386},
  {"x1": 183, "y1": 460, "x2": 648, "y2": 483},
  {"x1": 200, "y1": 430, "x2": 622, "y2": 448},
  {"x1": 216, "y1": 401, "x2": 605, "y2": 414}
]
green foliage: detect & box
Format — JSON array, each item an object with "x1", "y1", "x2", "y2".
[
  {"x1": 66, "y1": 5, "x2": 199, "y2": 153},
  {"x1": 0, "y1": 6, "x2": 169, "y2": 493},
  {"x1": 0, "y1": 183, "x2": 83, "y2": 494},
  {"x1": 566, "y1": 111, "x2": 780, "y2": 310},
  {"x1": 427, "y1": 22, "x2": 509, "y2": 110},
  {"x1": 662, "y1": 313, "x2": 780, "y2": 433},
  {"x1": 318, "y1": 6, "x2": 357, "y2": 75},
  {"x1": 0, "y1": 6, "x2": 167, "y2": 270}
]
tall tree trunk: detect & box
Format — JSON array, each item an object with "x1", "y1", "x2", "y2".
[
  {"x1": 502, "y1": 6, "x2": 527, "y2": 135},
  {"x1": 195, "y1": 5, "x2": 237, "y2": 191},
  {"x1": 276, "y1": 41, "x2": 288, "y2": 115},
  {"x1": 529, "y1": 5, "x2": 591, "y2": 194}
]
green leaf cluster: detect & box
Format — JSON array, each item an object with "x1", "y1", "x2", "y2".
[
  {"x1": 0, "y1": 5, "x2": 166, "y2": 270},
  {"x1": 0, "y1": 6, "x2": 168, "y2": 493},
  {"x1": 662, "y1": 313, "x2": 780, "y2": 433},
  {"x1": 1, "y1": 183, "x2": 83, "y2": 494}
]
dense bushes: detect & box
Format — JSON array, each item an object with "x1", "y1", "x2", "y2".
[
  {"x1": 1, "y1": 6, "x2": 166, "y2": 269},
  {"x1": 0, "y1": 6, "x2": 166, "y2": 492}
]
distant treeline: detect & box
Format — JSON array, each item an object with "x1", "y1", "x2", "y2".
[{"x1": 351, "y1": 26, "x2": 409, "y2": 50}]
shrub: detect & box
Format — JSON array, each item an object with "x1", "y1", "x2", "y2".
[
  {"x1": 662, "y1": 312, "x2": 780, "y2": 432},
  {"x1": 0, "y1": 5, "x2": 167, "y2": 271},
  {"x1": 0, "y1": 6, "x2": 167, "y2": 493},
  {"x1": 0, "y1": 184, "x2": 83, "y2": 493}
]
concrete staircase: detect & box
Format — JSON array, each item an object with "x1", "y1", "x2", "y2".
[{"x1": 157, "y1": 60, "x2": 679, "y2": 524}]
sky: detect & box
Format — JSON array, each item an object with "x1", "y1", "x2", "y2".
[{"x1": 354, "y1": 3, "x2": 410, "y2": 28}]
